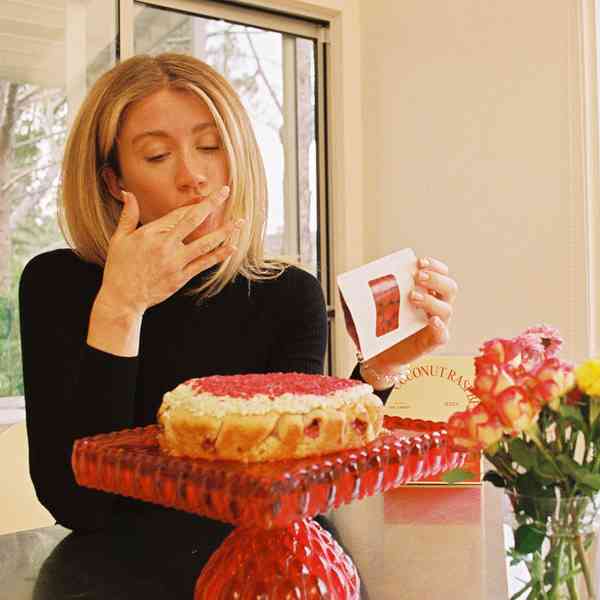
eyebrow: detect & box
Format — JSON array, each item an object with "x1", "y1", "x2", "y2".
[{"x1": 130, "y1": 123, "x2": 217, "y2": 146}]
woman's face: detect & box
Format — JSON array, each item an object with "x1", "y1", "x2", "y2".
[{"x1": 114, "y1": 88, "x2": 230, "y2": 242}]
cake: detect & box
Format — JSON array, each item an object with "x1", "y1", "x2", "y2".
[{"x1": 157, "y1": 372, "x2": 383, "y2": 462}]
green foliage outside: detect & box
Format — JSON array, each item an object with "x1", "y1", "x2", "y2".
[
  {"x1": 1, "y1": 84, "x2": 66, "y2": 397},
  {"x1": 2, "y1": 12, "x2": 317, "y2": 397}
]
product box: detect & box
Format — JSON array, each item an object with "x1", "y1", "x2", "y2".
[{"x1": 386, "y1": 356, "x2": 482, "y2": 485}]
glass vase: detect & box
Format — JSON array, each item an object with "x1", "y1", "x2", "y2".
[{"x1": 503, "y1": 491, "x2": 600, "y2": 599}]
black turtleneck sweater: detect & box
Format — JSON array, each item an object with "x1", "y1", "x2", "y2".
[{"x1": 19, "y1": 249, "x2": 389, "y2": 533}]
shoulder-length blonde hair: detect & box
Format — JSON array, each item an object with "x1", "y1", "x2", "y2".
[{"x1": 59, "y1": 52, "x2": 290, "y2": 299}]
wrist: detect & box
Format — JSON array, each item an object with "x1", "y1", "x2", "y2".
[
  {"x1": 359, "y1": 358, "x2": 410, "y2": 391},
  {"x1": 94, "y1": 288, "x2": 146, "y2": 321},
  {"x1": 88, "y1": 291, "x2": 144, "y2": 357}
]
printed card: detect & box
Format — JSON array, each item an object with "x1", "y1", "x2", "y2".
[{"x1": 337, "y1": 249, "x2": 429, "y2": 361}]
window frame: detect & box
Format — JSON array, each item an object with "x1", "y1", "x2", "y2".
[{"x1": 122, "y1": 0, "x2": 337, "y2": 372}]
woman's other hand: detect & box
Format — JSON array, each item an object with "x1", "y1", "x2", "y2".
[{"x1": 360, "y1": 256, "x2": 458, "y2": 389}]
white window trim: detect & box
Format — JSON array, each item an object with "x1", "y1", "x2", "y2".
[
  {"x1": 572, "y1": 0, "x2": 600, "y2": 358},
  {"x1": 134, "y1": 0, "x2": 323, "y2": 38},
  {"x1": 584, "y1": 0, "x2": 600, "y2": 357}
]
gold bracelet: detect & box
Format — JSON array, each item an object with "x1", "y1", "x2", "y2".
[{"x1": 357, "y1": 353, "x2": 411, "y2": 389}]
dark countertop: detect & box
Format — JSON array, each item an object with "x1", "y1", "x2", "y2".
[{"x1": 0, "y1": 485, "x2": 509, "y2": 600}]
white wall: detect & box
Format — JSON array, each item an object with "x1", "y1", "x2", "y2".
[{"x1": 360, "y1": 0, "x2": 595, "y2": 362}]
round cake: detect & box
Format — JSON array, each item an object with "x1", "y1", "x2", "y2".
[{"x1": 157, "y1": 372, "x2": 384, "y2": 462}]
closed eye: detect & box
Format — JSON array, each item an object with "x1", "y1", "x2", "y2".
[
  {"x1": 197, "y1": 145, "x2": 219, "y2": 152},
  {"x1": 146, "y1": 154, "x2": 169, "y2": 162}
]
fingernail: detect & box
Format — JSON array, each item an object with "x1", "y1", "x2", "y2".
[
  {"x1": 431, "y1": 316, "x2": 443, "y2": 328},
  {"x1": 219, "y1": 186, "x2": 230, "y2": 200},
  {"x1": 419, "y1": 257, "x2": 430, "y2": 268},
  {"x1": 411, "y1": 290, "x2": 424, "y2": 302},
  {"x1": 418, "y1": 270, "x2": 430, "y2": 281}
]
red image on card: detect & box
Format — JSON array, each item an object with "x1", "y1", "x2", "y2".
[{"x1": 368, "y1": 274, "x2": 400, "y2": 337}]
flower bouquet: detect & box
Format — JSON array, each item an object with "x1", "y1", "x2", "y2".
[{"x1": 443, "y1": 326, "x2": 600, "y2": 599}]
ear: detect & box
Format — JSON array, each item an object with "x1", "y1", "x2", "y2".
[{"x1": 101, "y1": 165, "x2": 125, "y2": 203}]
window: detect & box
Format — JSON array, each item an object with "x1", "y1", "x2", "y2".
[
  {"x1": 132, "y1": 2, "x2": 322, "y2": 276},
  {"x1": 0, "y1": 0, "x2": 332, "y2": 399},
  {"x1": 0, "y1": 0, "x2": 118, "y2": 397}
]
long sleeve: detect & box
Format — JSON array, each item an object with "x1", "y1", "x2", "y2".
[
  {"x1": 19, "y1": 250, "x2": 139, "y2": 531},
  {"x1": 19, "y1": 254, "x2": 378, "y2": 534},
  {"x1": 265, "y1": 266, "x2": 328, "y2": 375}
]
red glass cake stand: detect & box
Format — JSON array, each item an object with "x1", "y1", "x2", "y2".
[{"x1": 72, "y1": 419, "x2": 465, "y2": 599}]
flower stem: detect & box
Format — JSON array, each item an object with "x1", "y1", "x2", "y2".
[
  {"x1": 567, "y1": 539, "x2": 580, "y2": 599},
  {"x1": 574, "y1": 533, "x2": 596, "y2": 599},
  {"x1": 549, "y1": 537, "x2": 565, "y2": 599}
]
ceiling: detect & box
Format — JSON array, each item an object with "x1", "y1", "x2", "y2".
[{"x1": 0, "y1": 0, "x2": 117, "y2": 88}]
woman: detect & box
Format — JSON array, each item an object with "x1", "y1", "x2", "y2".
[{"x1": 19, "y1": 53, "x2": 457, "y2": 534}]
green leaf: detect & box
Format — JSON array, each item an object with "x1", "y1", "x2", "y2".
[
  {"x1": 559, "y1": 405, "x2": 588, "y2": 434},
  {"x1": 514, "y1": 473, "x2": 546, "y2": 497},
  {"x1": 533, "y1": 459, "x2": 559, "y2": 483},
  {"x1": 555, "y1": 455, "x2": 600, "y2": 490},
  {"x1": 483, "y1": 470, "x2": 506, "y2": 488},
  {"x1": 591, "y1": 415, "x2": 600, "y2": 442},
  {"x1": 508, "y1": 438, "x2": 537, "y2": 469},
  {"x1": 590, "y1": 397, "x2": 600, "y2": 427},
  {"x1": 442, "y1": 468, "x2": 476, "y2": 484},
  {"x1": 514, "y1": 524, "x2": 545, "y2": 555}
]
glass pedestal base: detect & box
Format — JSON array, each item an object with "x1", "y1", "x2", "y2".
[
  {"x1": 72, "y1": 423, "x2": 464, "y2": 599},
  {"x1": 195, "y1": 519, "x2": 359, "y2": 599}
]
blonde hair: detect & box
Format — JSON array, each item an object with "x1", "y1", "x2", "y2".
[{"x1": 59, "y1": 53, "x2": 291, "y2": 299}]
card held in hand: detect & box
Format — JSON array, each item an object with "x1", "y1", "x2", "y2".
[{"x1": 337, "y1": 249, "x2": 429, "y2": 361}]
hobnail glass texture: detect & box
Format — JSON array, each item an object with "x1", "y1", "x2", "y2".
[
  {"x1": 194, "y1": 519, "x2": 360, "y2": 600},
  {"x1": 72, "y1": 424, "x2": 465, "y2": 529}
]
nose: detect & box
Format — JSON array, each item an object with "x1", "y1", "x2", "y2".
[{"x1": 175, "y1": 152, "x2": 207, "y2": 192}]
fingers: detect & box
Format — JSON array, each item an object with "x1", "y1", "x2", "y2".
[
  {"x1": 412, "y1": 255, "x2": 456, "y2": 351},
  {"x1": 414, "y1": 263, "x2": 458, "y2": 303},
  {"x1": 418, "y1": 256, "x2": 448, "y2": 275},
  {"x1": 410, "y1": 288, "x2": 453, "y2": 322},
  {"x1": 181, "y1": 242, "x2": 237, "y2": 280},
  {"x1": 114, "y1": 191, "x2": 140, "y2": 236},
  {"x1": 428, "y1": 315, "x2": 450, "y2": 347},
  {"x1": 172, "y1": 186, "x2": 230, "y2": 241},
  {"x1": 181, "y1": 218, "x2": 244, "y2": 264}
]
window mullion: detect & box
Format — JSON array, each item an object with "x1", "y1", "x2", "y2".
[
  {"x1": 65, "y1": 0, "x2": 88, "y2": 126},
  {"x1": 281, "y1": 35, "x2": 299, "y2": 259},
  {"x1": 118, "y1": 0, "x2": 136, "y2": 59},
  {"x1": 315, "y1": 38, "x2": 329, "y2": 307}
]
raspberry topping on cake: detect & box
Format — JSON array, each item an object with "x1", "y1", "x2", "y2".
[{"x1": 184, "y1": 372, "x2": 362, "y2": 399}]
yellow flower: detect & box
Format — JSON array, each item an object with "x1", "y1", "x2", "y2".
[{"x1": 575, "y1": 358, "x2": 600, "y2": 396}]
